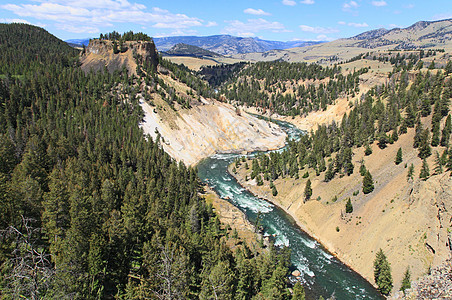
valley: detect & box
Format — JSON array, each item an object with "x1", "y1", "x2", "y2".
[{"x1": 1, "y1": 14, "x2": 452, "y2": 299}]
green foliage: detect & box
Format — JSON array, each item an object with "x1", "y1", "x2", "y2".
[
  {"x1": 373, "y1": 249, "x2": 393, "y2": 296},
  {"x1": 407, "y1": 163, "x2": 415, "y2": 181},
  {"x1": 304, "y1": 179, "x2": 312, "y2": 201},
  {"x1": 362, "y1": 170, "x2": 374, "y2": 194},
  {"x1": 345, "y1": 198, "x2": 353, "y2": 213},
  {"x1": 400, "y1": 267, "x2": 411, "y2": 294},
  {"x1": 99, "y1": 30, "x2": 152, "y2": 42},
  {"x1": 359, "y1": 163, "x2": 367, "y2": 176},
  {"x1": 0, "y1": 24, "x2": 292, "y2": 299},
  {"x1": 420, "y1": 159, "x2": 430, "y2": 180},
  {"x1": 364, "y1": 144, "x2": 373, "y2": 156},
  {"x1": 292, "y1": 281, "x2": 305, "y2": 300},
  {"x1": 395, "y1": 148, "x2": 403, "y2": 165}
]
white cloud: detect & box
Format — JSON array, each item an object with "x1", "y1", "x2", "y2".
[
  {"x1": 300, "y1": 0, "x2": 315, "y2": 4},
  {"x1": 299, "y1": 24, "x2": 339, "y2": 34},
  {"x1": 282, "y1": 0, "x2": 296, "y2": 6},
  {"x1": 0, "y1": 18, "x2": 31, "y2": 24},
  {"x1": 1, "y1": 0, "x2": 207, "y2": 34},
  {"x1": 403, "y1": 4, "x2": 414, "y2": 9},
  {"x1": 243, "y1": 8, "x2": 271, "y2": 16},
  {"x1": 347, "y1": 22, "x2": 368, "y2": 27},
  {"x1": 57, "y1": 23, "x2": 99, "y2": 33},
  {"x1": 371, "y1": 1, "x2": 387, "y2": 7},
  {"x1": 316, "y1": 34, "x2": 335, "y2": 41},
  {"x1": 431, "y1": 13, "x2": 452, "y2": 21},
  {"x1": 223, "y1": 18, "x2": 289, "y2": 37},
  {"x1": 342, "y1": 1, "x2": 359, "y2": 11},
  {"x1": 205, "y1": 21, "x2": 218, "y2": 27},
  {"x1": 338, "y1": 21, "x2": 368, "y2": 27}
]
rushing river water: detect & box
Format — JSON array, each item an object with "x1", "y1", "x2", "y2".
[{"x1": 197, "y1": 119, "x2": 383, "y2": 300}]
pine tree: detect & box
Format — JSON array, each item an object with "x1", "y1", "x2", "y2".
[
  {"x1": 304, "y1": 179, "x2": 312, "y2": 201},
  {"x1": 418, "y1": 129, "x2": 432, "y2": 159},
  {"x1": 374, "y1": 249, "x2": 393, "y2": 296},
  {"x1": 359, "y1": 163, "x2": 367, "y2": 176},
  {"x1": 292, "y1": 281, "x2": 305, "y2": 300},
  {"x1": 364, "y1": 144, "x2": 373, "y2": 156},
  {"x1": 395, "y1": 148, "x2": 403, "y2": 165},
  {"x1": 362, "y1": 170, "x2": 374, "y2": 194},
  {"x1": 400, "y1": 267, "x2": 411, "y2": 294},
  {"x1": 407, "y1": 163, "x2": 415, "y2": 182},
  {"x1": 441, "y1": 114, "x2": 451, "y2": 147},
  {"x1": 345, "y1": 198, "x2": 353, "y2": 213},
  {"x1": 419, "y1": 159, "x2": 430, "y2": 180}
]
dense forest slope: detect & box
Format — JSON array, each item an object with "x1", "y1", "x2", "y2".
[
  {"x1": 230, "y1": 64, "x2": 452, "y2": 293},
  {"x1": 0, "y1": 24, "x2": 294, "y2": 299}
]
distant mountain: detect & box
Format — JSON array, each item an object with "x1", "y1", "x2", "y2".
[
  {"x1": 163, "y1": 43, "x2": 221, "y2": 58},
  {"x1": 231, "y1": 18, "x2": 452, "y2": 63},
  {"x1": 348, "y1": 18, "x2": 452, "y2": 49},
  {"x1": 66, "y1": 38, "x2": 90, "y2": 47},
  {"x1": 154, "y1": 35, "x2": 323, "y2": 55}
]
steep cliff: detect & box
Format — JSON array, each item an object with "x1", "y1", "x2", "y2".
[{"x1": 80, "y1": 39, "x2": 158, "y2": 75}]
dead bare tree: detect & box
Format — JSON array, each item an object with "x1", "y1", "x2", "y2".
[{"x1": 0, "y1": 215, "x2": 55, "y2": 300}]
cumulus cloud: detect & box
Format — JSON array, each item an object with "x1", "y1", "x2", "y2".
[
  {"x1": 243, "y1": 8, "x2": 271, "y2": 16},
  {"x1": 1, "y1": 0, "x2": 208, "y2": 34},
  {"x1": 205, "y1": 21, "x2": 218, "y2": 27},
  {"x1": 347, "y1": 22, "x2": 369, "y2": 27},
  {"x1": 282, "y1": 0, "x2": 296, "y2": 6},
  {"x1": 371, "y1": 1, "x2": 387, "y2": 7},
  {"x1": 222, "y1": 18, "x2": 289, "y2": 37},
  {"x1": 342, "y1": 1, "x2": 359, "y2": 12},
  {"x1": 300, "y1": 0, "x2": 315, "y2": 4},
  {"x1": 299, "y1": 24, "x2": 339, "y2": 34},
  {"x1": 431, "y1": 13, "x2": 452, "y2": 21},
  {"x1": 337, "y1": 21, "x2": 368, "y2": 27},
  {"x1": 0, "y1": 18, "x2": 31, "y2": 24}
]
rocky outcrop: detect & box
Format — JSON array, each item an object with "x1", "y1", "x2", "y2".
[
  {"x1": 139, "y1": 96, "x2": 286, "y2": 166},
  {"x1": 391, "y1": 259, "x2": 452, "y2": 299},
  {"x1": 80, "y1": 39, "x2": 158, "y2": 75}
]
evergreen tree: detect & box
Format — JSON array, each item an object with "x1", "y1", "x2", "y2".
[
  {"x1": 373, "y1": 249, "x2": 393, "y2": 296},
  {"x1": 407, "y1": 163, "x2": 415, "y2": 182},
  {"x1": 362, "y1": 170, "x2": 374, "y2": 194},
  {"x1": 345, "y1": 198, "x2": 353, "y2": 213},
  {"x1": 441, "y1": 114, "x2": 451, "y2": 147},
  {"x1": 400, "y1": 267, "x2": 411, "y2": 294},
  {"x1": 364, "y1": 144, "x2": 373, "y2": 156},
  {"x1": 304, "y1": 179, "x2": 312, "y2": 201},
  {"x1": 420, "y1": 159, "x2": 430, "y2": 180},
  {"x1": 292, "y1": 281, "x2": 305, "y2": 300},
  {"x1": 418, "y1": 129, "x2": 432, "y2": 159},
  {"x1": 395, "y1": 148, "x2": 403, "y2": 165},
  {"x1": 359, "y1": 163, "x2": 367, "y2": 176}
]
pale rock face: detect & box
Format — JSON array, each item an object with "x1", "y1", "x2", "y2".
[{"x1": 139, "y1": 97, "x2": 286, "y2": 166}]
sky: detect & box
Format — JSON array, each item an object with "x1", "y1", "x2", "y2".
[{"x1": 0, "y1": 0, "x2": 451, "y2": 42}]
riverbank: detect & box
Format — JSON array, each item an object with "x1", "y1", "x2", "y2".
[
  {"x1": 202, "y1": 186, "x2": 264, "y2": 252},
  {"x1": 227, "y1": 163, "x2": 379, "y2": 288},
  {"x1": 229, "y1": 129, "x2": 452, "y2": 293}
]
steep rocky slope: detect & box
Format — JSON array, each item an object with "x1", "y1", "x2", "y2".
[
  {"x1": 232, "y1": 116, "x2": 452, "y2": 291},
  {"x1": 80, "y1": 38, "x2": 286, "y2": 166},
  {"x1": 80, "y1": 39, "x2": 158, "y2": 75}
]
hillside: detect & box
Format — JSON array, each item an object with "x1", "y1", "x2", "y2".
[
  {"x1": 0, "y1": 24, "x2": 293, "y2": 299},
  {"x1": 230, "y1": 63, "x2": 452, "y2": 294},
  {"x1": 154, "y1": 34, "x2": 322, "y2": 55},
  {"x1": 232, "y1": 18, "x2": 452, "y2": 63},
  {"x1": 80, "y1": 37, "x2": 286, "y2": 166},
  {"x1": 163, "y1": 43, "x2": 221, "y2": 58}
]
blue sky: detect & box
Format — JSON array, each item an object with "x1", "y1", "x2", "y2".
[{"x1": 1, "y1": 0, "x2": 451, "y2": 41}]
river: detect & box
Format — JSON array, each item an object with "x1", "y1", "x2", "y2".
[{"x1": 197, "y1": 119, "x2": 383, "y2": 300}]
